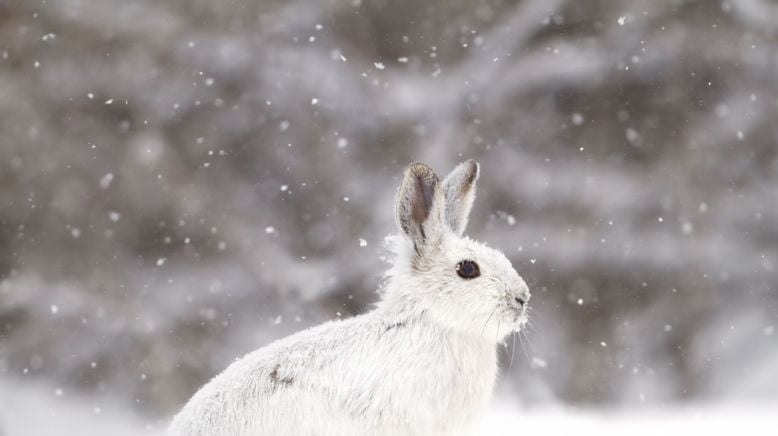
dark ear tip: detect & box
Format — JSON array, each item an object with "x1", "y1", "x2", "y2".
[
  {"x1": 407, "y1": 162, "x2": 439, "y2": 183},
  {"x1": 408, "y1": 161, "x2": 433, "y2": 173},
  {"x1": 461, "y1": 159, "x2": 479, "y2": 184}
]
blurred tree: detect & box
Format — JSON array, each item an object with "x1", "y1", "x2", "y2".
[{"x1": 0, "y1": 0, "x2": 776, "y2": 419}]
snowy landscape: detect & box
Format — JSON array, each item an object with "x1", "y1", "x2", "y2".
[{"x1": 1, "y1": 0, "x2": 777, "y2": 434}]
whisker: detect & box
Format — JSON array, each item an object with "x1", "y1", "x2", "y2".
[
  {"x1": 480, "y1": 307, "x2": 498, "y2": 338},
  {"x1": 520, "y1": 328, "x2": 540, "y2": 366},
  {"x1": 526, "y1": 329, "x2": 539, "y2": 351},
  {"x1": 519, "y1": 312, "x2": 532, "y2": 335},
  {"x1": 518, "y1": 329, "x2": 531, "y2": 361},
  {"x1": 508, "y1": 330, "x2": 516, "y2": 371}
]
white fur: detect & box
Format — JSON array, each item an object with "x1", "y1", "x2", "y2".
[{"x1": 168, "y1": 161, "x2": 530, "y2": 436}]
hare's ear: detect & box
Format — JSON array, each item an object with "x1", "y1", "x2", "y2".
[
  {"x1": 441, "y1": 160, "x2": 479, "y2": 236},
  {"x1": 395, "y1": 162, "x2": 446, "y2": 253}
]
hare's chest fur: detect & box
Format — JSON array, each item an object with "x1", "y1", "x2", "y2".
[
  {"x1": 168, "y1": 313, "x2": 499, "y2": 436},
  {"x1": 341, "y1": 319, "x2": 499, "y2": 434}
]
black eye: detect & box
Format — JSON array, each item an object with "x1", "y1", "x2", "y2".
[{"x1": 456, "y1": 260, "x2": 480, "y2": 279}]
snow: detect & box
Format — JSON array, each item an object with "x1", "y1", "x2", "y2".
[
  {"x1": 2, "y1": 0, "x2": 777, "y2": 432},
  {"x1": 98, "y1": 173, "x2": 114, "y2": 189},
  {"x1": 0, "y1": 377, "x2": 162, "y2": 436},
  {"x1": 625, "y1": 128, "x2": 639, "y2": 143},
  {"x1": 2, "y1": 377, "x2": 773, "y2": 436},
  {"x1": 477, "y1": 404, "x2": 778, "y2": 436}
]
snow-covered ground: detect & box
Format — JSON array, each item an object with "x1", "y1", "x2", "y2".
[
  {"x1": 0, "y1": 377, "x2": 162, "y2": 436},
  {"x1": 478, "y1": 403, "x2": 778, "y2": 436},
  {"x1": 2, "y1": 376, "x2": 775, "y2": 436}
]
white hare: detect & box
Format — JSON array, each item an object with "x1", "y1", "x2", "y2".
[{"x1": 168, "y1": 160, "x2": 530, "y2": 436}]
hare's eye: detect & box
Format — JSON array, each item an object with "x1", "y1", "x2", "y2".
[{"x1": 456, "y1": 260, "x2": 480, "y2": 279}]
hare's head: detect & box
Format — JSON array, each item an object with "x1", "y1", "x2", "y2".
[{"x1": 382, "y1": 160, "x2": 529, "y2": 341}]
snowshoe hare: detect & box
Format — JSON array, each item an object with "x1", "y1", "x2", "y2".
[{"x1": 168, "y1": 160, "x2": 531, "y2": 436}]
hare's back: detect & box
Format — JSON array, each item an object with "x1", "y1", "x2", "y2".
[{"x1": 168, "y1": 315, "x2": 378, "y2": 436}]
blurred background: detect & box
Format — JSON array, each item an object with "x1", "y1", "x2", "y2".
[{"x1": 1, "y1": 0, "x2": 777, "y2": 434}]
